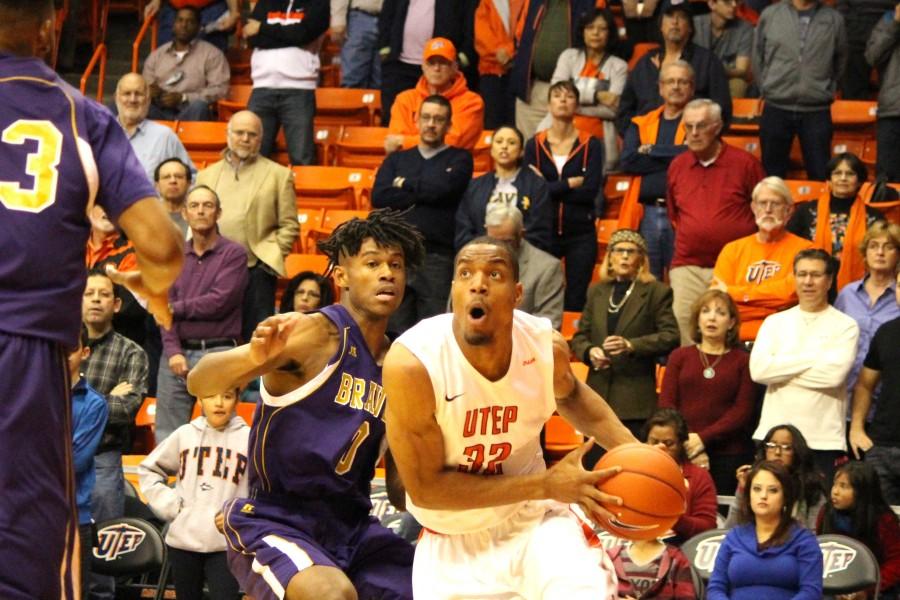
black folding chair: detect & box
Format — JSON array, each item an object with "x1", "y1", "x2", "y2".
[
  {"x1": 681, "y1": 528, "x2": 729, "y2": 599},
  {"x1": 819, "y1": 533, "x2": 881, "y2": 600},
  {"x1": 91, "y1": 517, "x2": 170, "y2": 600}
]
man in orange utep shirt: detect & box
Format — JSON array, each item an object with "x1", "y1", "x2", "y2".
[
  {"x1": 712, "y1": 176, "x2": 814, "y2": 341},
  {"x1": 384, "y1": 37, "x2": 484, "y2": 153}
]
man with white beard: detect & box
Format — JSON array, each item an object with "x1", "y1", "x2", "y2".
[{"x1": 710, "y1": 176, "x2": 814, "y2": 343}]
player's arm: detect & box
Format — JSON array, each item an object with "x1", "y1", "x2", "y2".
[
  {"x1": 112, "y1": 197, "x2": 184, "y2": 328},
  {"x1": 384, "y1": 343, "x2": 622, "y2": 519},
  {"x1": 186, "y1": 312, "x2": 318, "y2": 398},
  {"x1": 552, "y1": 331, "x2": 638, "y2": 449}
]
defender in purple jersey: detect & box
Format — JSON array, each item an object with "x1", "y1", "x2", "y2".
[
  {"x1": 188, "y1": 209, "x2": 424, "y2": 600},
  {"x1": 0, "y1": 2, "x2": 183, "y2": 598}
]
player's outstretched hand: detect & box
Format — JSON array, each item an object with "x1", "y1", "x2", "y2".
[
  {"x1": 105, "y1": 265, "x2": 173, "y2": 329},
  {"x1": 545, "y1": 438, "x2": 622, "y2": 524},
  {"x1": 249, "y1": 313, "x2": 301, "y2": 366}
]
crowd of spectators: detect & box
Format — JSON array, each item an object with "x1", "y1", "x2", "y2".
[{"x1": 62, "y1": 0, "x2": 900, "y2": 597}]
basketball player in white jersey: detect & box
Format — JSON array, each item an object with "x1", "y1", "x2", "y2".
[{"x1": 384, "y1": 236, "x2": 638, "y2": 599}]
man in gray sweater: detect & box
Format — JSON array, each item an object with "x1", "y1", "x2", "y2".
[{"x1": 753, "y1": 0, "x2": 847, "y2": 181}]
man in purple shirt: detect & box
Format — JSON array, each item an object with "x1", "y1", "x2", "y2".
[
  {"x1": 0, "y1": 1, "x2": 183, "y2": 598},
  {"x1": 156, "y1": 184, "x2": 248, "y2": 443}
]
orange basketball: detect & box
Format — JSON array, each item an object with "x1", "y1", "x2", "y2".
[{"x1": 592, "y1": 443, "x2": 688, "y2": 541}]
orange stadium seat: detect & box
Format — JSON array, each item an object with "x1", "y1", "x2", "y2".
[
  {"x1": 545, "y1": 415, "x2": 584, "y2": 459},
  {"x1": 335, "y1": 127, "x2": 389, "y2": 169},
  {"x1": 602, "y1": 174, "x2": 633, "y2": 219},
  {"x1": 831, "y1": 100, "x2": 877, "y2": 131},
  {"x1": 862, "y1": 138, "x2": 878, "y2": 168},
  {"x1": 176, "y1": 121, "x2": 228, "y2": 165},
  {"x1": 285, "y1": 253, "x2": 330, "y2": 278},
  {"x1": 216, "y1": 83, "x2": 252, "y2": 122},
  {"x1": 561, "y1": 311, "x2": 582, "y2": 340},
  {"x1": 784, "y1": 179, "x2": 827, "y2": 204},
  {"x1": 296, "y1": 208, "x2": 325, "y2": 253},
  {"x1": 722, "y1": 135, "x2": 761, "y2": 159},
  {"x1": 315, "y1": 88, "x2": 381, "y2": 127},
  {"x1": 292, "y1": 166, "x2": 375, "y2": 210},
  {"x1": 321, "y1": 209, "x2": 371, "y2": 233},
  {"x1": 831, "y1": 137, "x2": 867, "y2": 159},
  {"x1": 728, "y1": 98, "x2": 762, "y2": 133},
  {"x1": 314, "y1": 124, "x2": 343, "y2": 165}
]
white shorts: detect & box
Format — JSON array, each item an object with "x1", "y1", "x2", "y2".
[{"x1": 412, "y1": 501, "x2": 616, "y2": 600}]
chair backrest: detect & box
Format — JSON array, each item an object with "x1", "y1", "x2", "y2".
[
  {"x1": 831, "y1": 100, "x2": 878, "y2": 129},
  {"x1": 681, "y1": 528, "x2": 729, "y2": 582},
  {"x1": 561, "y1": 311, "x2": 581, "y2": 340},
  {"x1": 629, "y1": 42, "x2": 660, "y2": 70},
  {"x1": 292, "y1": 166, "x2": 375, "y2": 211},
  {"x1": 284, "y1": 253, "x2": 331, "y2": 278},
  {"x1": 314, "y1": 88, "x2": 381, "y2": 127},
  {"x1": 321, "y1": 209, "x2": 371, "y2": 233},
  {"x1": 91, "y1": 517, "x2": 166, "y2": 576},
  {"x1": 314, "y1": 124, "x2": 344, "y2": 166},
  {"x1": 722, "y1": 135, "x2": 762, "y2": 159},
  {"x1": 236, "y1": 401, "x2": 257, "y2": 426},
  {"x1": 472, "y1": 130, "x2": 494, "y2": 176},
  {"x1": 335, "y1": 127, "x2": 389, "y2": 169},
  {"x1": 784, "y1": 179, "x2": 827, "y2": 204},
  {"x1": 818, "y1": 534, "x2": 881, "y2": 597},
  {"x1": 297, "y1": 207, "x2": 326, "y2": 253}
]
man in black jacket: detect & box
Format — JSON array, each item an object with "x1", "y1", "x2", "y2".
[
  {"x1": 243, "y1": 0, "x2": 329, "y2": 166},
  {"x1": 616, "y1": 0, "x2": 731, "y2": 134},
  {"x1": 373, "y1": 95, "x2": 473, "y2": 332}
]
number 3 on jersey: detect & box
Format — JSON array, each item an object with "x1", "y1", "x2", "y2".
[
  {"x1": 0, "y1": 120, "x2": 62, "y2": 213},
  {"x1": 459, "y1": 442, "x2": 512, "y2": 475}
]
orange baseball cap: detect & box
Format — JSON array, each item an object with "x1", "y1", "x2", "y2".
[{"x1": 422, "y1": 37, "x2": 457, "y2": 63}]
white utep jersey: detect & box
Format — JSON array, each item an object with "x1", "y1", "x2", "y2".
[{"x1": 395, "y1": 310, "x2": 557, "y2": 534}]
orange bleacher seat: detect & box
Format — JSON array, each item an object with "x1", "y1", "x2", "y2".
[
  {"x1": 545, "y1": 415, "x2": 584, "y2": 458},
  {"x1": 722, "y1": 135, "x2": 761, "y2": 159},
  {"x1": 561, "y1": 311, "x2": 582, "y2": 340},
  {"x1": 321, "y1": 209, "x2": 370, "y2": 233},
  {"x1": 862, "y1": 138, "x2": 878, "y2": 168},
  {"x1": 216, "y1": 83, "x2": 253, "y2": 122},
  {"x1": 335, "y1": 126, "x2": 389, "y2": 169},
  {"x1": 176, "y1": 121, "x2": 227, "y2": 165},
  {"x1": 784, "y1": 179, "x2": 827, "y2": 204},
  {"x1": 314, "y1": 124, "x2": 343, "y2": 165},
  {"x1": 628, "y1": 43, "x2": 659, "y2": 70},
  {"x1": 156, "y1": 119, "x2": 178, "y2": 132},
  {"x1": 472, "y1": 130, "x2": 494, "y2": 176},
  {"x1": 831, "y1": 100, "x2": 877, "y2": 131},
  {"x1": 296, "y1": 208, "x2": 325, "y2": 253},
  {"x1": 831, "y1": 137, "x2": 867, "y2": 159},
  {"x1": 315, "y1": 88, "x2": 381, "y2": 127},
  {"x1": 602, "y1": 174, "x2": 633, "y2": 219},
  {"x1": 292, "y1": 166, "x2": 375, "y2": 210},
  {"x1": 285, "y1": 253, "x2": 331, "y2": 278},
  {"x1": 728, "y1": 98, "x2": 762, "y2": 133}
]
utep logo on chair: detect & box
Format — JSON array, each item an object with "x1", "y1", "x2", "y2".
[
  {"x1": 821, "y1": 540, "x2": 858, "y2": 578},
  {"x1": 693, "y1": 534, "x2": 726, "y2": 572},
  {"x1": 93, "y1": 522, "x2": 147, "y2": 562}
]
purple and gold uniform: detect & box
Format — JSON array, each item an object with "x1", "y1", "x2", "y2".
[
  {"x1": 223, "y1": 304, "x2": 414, "y2": 599},
  {"x1": 0, "y1": 52, "x2": 156, "y2": 600}
]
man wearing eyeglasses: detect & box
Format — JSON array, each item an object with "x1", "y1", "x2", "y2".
[
  {"x1": 373, "y1": 95, "x2": 474, "y2": 333},
  {"x1": 711, "y1": 176, "x2": 814, "y2": 341},
  {"x1": 750, "y1": 247, "x2": 859, "y2": 482},
  {"x1": 666, "y1": 98, "x2": 764, "y2": 345}
]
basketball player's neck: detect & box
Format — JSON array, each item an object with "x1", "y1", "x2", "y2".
[
  {"x1": 452, "y1": 324, "x2": 514, "y2": 382},
  {"x1": 341, "y1": 299, "x2": 391, "y2": 360}
]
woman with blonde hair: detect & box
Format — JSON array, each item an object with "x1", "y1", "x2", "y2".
[
  {"x1": 835, "y1": 220, "x2": 900, "y2": 418},
  {"x1": 660, "y1": 289, "x2": 755, "y2": 493},
  {"x1": 570, "y1": 229, "x2": 679, "y2": 439}
]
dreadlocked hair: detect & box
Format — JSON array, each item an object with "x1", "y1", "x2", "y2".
[{"x1": 316, "y1": 208, "x2": 425, "y2": 274}]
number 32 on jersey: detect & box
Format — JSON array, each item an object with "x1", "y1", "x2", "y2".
[{"x1": 0, "y1": 120, "x2": 62, "y2": 213}]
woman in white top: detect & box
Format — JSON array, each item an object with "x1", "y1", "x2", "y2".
[{"x1": 537, "y1": 7, "x2": 628, "y2": 171}]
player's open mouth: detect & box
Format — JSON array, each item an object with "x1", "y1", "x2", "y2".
[{"x1": 468, "y1": 306, "x2": 487, "y2": 323}]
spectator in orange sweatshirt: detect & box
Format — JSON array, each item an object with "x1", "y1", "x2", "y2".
[
  {"x1": 384, "y1": 37, "x2": 485, "y2": 153},
  {"x1": 474, "y1": 0, "x2": 527, "y2": 129},
  {"x1": 712, "y1": 176, "x2": 814, "y2": 341}
]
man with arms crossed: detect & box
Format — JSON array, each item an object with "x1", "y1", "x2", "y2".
[
  {"x1": 187, "y1": 209, "x2": 423, "y2": 600},
  {"x1": 0, "y1": 1, "x2": 182, "y2": 598},
  {"x1": 384, "y1": 236, "x2": 637, "y2": 599}
]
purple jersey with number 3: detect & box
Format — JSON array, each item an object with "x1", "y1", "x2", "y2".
[
  {"x1": 249, "y1": 304, "x2": 387, "y2": 513},
  {"x1": 0, "y1": 53, "x2": 156, "y2": 347}
]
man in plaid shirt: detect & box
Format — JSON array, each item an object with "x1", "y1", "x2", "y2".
[{"x1": 81, "y1": 268, "x2": 148, "y2": 600}]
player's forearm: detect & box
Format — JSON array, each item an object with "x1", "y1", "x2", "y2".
[
  {"x1": 119, "y1": 197, "x2": 184, "y2": 294},
  {"x1": 406, "y1": 468, "x2": 550, "y2": 511},
  {"x1": 187, "y1": 345, "x2": 267, "y2": 397}
]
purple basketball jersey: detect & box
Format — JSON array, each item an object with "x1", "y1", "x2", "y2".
[
  {"x1": 248, "y1": 304, "x2": 387, "y2": 514},
  {"x1": 0, "y1": 53, "x2": 156, "y2": 347}
]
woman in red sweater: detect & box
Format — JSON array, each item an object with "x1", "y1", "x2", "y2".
[
  {"x1": 817, "y1": 461, "x2": 900, "y2": 599},
  {"x1": 659, "y1": 289, "x2": 756, "y2": 494},
  {"x1": 643, "y1": 408, "x2": 718, "y2": 544}
]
